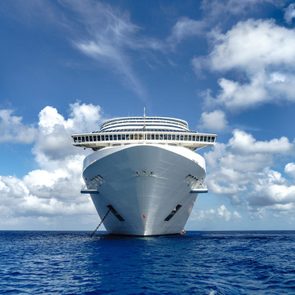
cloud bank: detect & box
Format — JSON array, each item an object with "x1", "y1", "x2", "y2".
[
  {"x1": 205, "y1": 129, "x2": 295, "y2": 215},
  {"x1": 0, "y1": 102, "x2": 103, "y2": 229},
  {"x1": 197, "y1": 19, "x2": 295, "y2": 111}
]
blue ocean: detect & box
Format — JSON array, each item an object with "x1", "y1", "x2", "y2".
[{"x1": 0, "y1": 231, "x2": 295, "y2": 294}]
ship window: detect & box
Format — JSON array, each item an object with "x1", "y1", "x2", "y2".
[
  {"x1": 164, "y1": 204, "x2": 182, "y2": 221},
  {"x1": 164, "y1": 134, "x2": 167, "y2": 140},
  {"x1": 155, "y1": 134, "x2": 159, "y2": 140},
  {"x1": 159, "y1": 134, "x2": 163, "y2": 140},
  {"x1": 86, "y1": 136, "x2": 89, "y2": 142},
  {"x1": 139, "y1": 134, "x2": 143, "y2": 140},
  {"x1": 89, "y1": 136, "x2": 92, "y2": 141},
  {"x1": 180, "y1": 135, "x2": 183, "y2": 140},
  {"x1": 188, "y1": 135, "x2": 191, "y2": 141},
  {"x1": 109, "y1": 135, "x2": 113, "y2": 140},
  {"x1": 105, "y1": 135, "x2": 109, "y2": 141},
  {"x1": 126, "y1": 134, "x2": 130, "y2": 140},
  {"x1": 151, "y1": 134, "x2": 155, "y2": 140},
  {"x1": 196, "y1": 136, "x2": 199, "y2": 141},
  {"x1": 114, "y1": 134, "x2": 117, "y2": 140},
  {"x1": 121, "y1": 134, "x2": 125, "y2": 140},
  {"x1": 97, "y1": 135, "x2": 100, "y2": 141},
  {"x1": 176, "y1": 135, "x2": 180, "y2": 140},
  {"x1": 118, "y1": 135, "x2": 121, "y2": 140},
  {"x1": 130, "y1": 134, "x2": 133, "y2": 140},
  {"x1": 200, "y1": 136, "x2": 203, "y2": 141},
  {"x1": 101, "y1": 135, "x2": 105, "y2": 141}
]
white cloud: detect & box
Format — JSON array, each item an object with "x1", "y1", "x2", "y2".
[
  {"x1": 168, "y1": 17, "x2": 205, "y2": 46},
  {"x1": 0, "y1": 109, "x2": 36, "y2": 143},
  {"x1": 67, "y1": 1, "x2": 159, "y2": 100},
  {"x1": 198, "y1": 19, "x2": 295, "y2": 110},
  {"x1": 284, "y1": 3, "x2": 295, "y2": 24},
  {"x1": 204, "y1": 129, "x2": 295, "y2": 214},
  {"x1": 199, "y1": 110, "x2": 228, "y2": 131},
  {"x1": 201, "y1": 0, "x2": 279, "y2": 20},
  {"x1": 229, "y1": 129, "x2": 293, "y2": 154},
  {"x1": 285, "y1": 162, "x2": 295, "y2": 178},
  {"x1": 34, "y1": 102, "x2": 102, "y2": 165},
  {"x1": 0, "y1": 102, "x2": 102, "y2": 229}
]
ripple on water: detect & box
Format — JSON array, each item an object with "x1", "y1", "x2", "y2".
[{"x1": 0, "y1": 231, "x2": 295, "y2": 294}]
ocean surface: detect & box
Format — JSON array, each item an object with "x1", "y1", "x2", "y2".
[{"x1": 0, "y1": 231, "x2": 295, "y2": 294}]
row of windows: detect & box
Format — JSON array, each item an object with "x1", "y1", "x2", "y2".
[
  {"x1": 73, "y1": 133, "x2": 216, "y2": 143},
  {"x1": 96, "y1": 128, "x2": 189, "y2": 133},
  {"x1": 101, "y1": 123, "x2": 188, "y2": 132},
  {"x1": 102, "y1": 118, "x2": 187, "y2": 129}
]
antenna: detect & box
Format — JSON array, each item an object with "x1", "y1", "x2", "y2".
[{"x1": 143, "y1": 107, "x2": 146, "y2": 141}]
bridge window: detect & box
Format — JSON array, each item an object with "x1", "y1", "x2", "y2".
[
  {"x1": 114, "y1": 134, "x2": 117, "y2": 140},
  {"x1": 118, "y1": 134, "x2": 121, "y2": 140}
]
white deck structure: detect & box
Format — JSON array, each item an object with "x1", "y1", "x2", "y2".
[{"x1": 72, "y1": 117, "x2": 216, "y2": 150}]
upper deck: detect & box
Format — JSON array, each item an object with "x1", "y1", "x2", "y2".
[{"x1": 72, "y1": 116, "x2": 217, "y2": 150}]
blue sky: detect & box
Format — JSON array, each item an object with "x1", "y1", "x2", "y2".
[{"x1": 1, "y1": 0, "x2": 295, "y2": 230}]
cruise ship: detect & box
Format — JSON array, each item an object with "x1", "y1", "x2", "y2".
[{"x1": 72, "y1": 116, "x2": 216, "y2": 236}]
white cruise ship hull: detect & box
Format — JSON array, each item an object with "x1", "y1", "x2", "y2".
[{"x1": 83, "y1": 144, "x2": 206, "y2": 236}]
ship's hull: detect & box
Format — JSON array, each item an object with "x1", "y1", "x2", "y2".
[{"x1": 83, "y1": 144, "x2": 206, "y2": 236}]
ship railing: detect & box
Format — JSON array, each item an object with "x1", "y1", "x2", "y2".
[{"x1": 71, "y1": 131, "x2": 217, "y2": 150}]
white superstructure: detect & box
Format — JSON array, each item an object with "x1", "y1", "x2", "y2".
[{"x1": 72, "y1": 116, "x2": 216, "y2": 236}]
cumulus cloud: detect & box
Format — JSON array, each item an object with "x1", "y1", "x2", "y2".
[
  {"x1": 205, "y1": 129, "x2": 295, "y2": 214},
  {"x1": 34, "y1": 102, "x2": 102, "y2": 166},
  {"x1": 285, "y1": 162, "x2": 295, "y2": 178},
  {"x1": 229, "y1": 129, "x2": 292, "y2": 154},
  {"x1": 0, "y1": 109, "x2": 36, "y2": 143},
  {"x1": 197, "y1": 19, "x2": 295, "y2": 110},
  {"x1": 284, "y1": 3, "x2": 295, "y2": 24},
  {"x1": 199, "y1": 110, "x2": 228, "y2": 131},
  {"x1": 0, "y1": 102, "x2": 102, "y2": 229}
]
